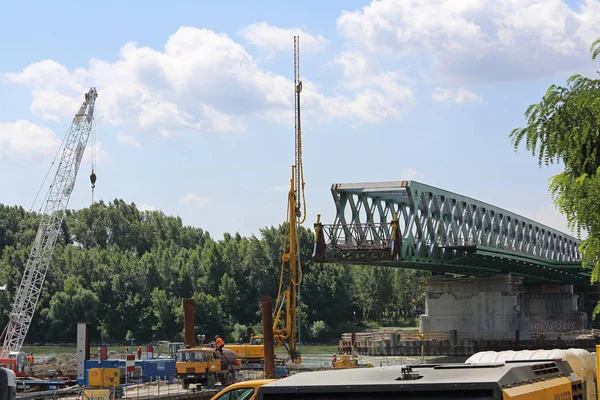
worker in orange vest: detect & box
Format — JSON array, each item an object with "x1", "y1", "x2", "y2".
[
  {"x1": 28, "y1": 353, "x2": 34, "y2": 364},
  {"x1": 215, "y1": 335, "x2": 225, "y2": 355},
  {"x1": 137, "y1": 346, "x2": 142, "y2": 360}
]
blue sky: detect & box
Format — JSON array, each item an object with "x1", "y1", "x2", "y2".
[{"x1": 0, "y1": 0, "x2": 598, "y2": 239}]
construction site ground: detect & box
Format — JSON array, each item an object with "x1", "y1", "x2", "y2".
[{"x1": 16, "y1": 344, "x2": 468, "y2": 399}]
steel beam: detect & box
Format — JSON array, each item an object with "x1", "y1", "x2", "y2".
[{"x1": 314, "y1": 180, "x2": 586, "y2": 283}]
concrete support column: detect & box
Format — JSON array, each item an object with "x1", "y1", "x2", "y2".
[
  {"x1": 76, "y1": 322, "x2": 90, "y2": 382},
  {"x1": 420, "y1": 275, "x2": 587, "y2": 341}
]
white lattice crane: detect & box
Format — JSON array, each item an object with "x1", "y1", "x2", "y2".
[{"x1": 0, "y1": 88, "x2": 98, "y2": 357}]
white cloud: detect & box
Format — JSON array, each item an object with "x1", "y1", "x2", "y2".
[
  {"x1": 337, "y1": 0, "x2": 600, "y2": 83},
  {"x1": 0, "y1": 120, "x2": 60, "y2": 159},
  {"x1": 82, "y1": 142, "x2": 109, "y2": 165},
  {"x1": 5, "y1": 26, "x2": 406, "y2": 136},
  {"x1": 0, "y1": 119, "x2": 108, "y2": 164},
  {"x1": 117, "y1": 134, "x2": 142, "y2": 149},
  {"x1": 432, "y1": 88, "x2": 482, "y2": 103},
  {"x1": 401, "y1": 168, "x2": 424, "y2": 181},
  {"x1": 326, "y1": 51, "x2": 414, "y2": 121},
  {"x1": 180, "y1": 193, "x2": 209, "y2": 209},
  {"x1": 5, "y1": 60, "x2": 87, "y2": 122},
  {"x1": 239, "y1": 22, "x2": 329, "y2": 52}
]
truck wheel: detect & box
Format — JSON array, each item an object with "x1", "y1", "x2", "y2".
[
  {"x1": 181, "y1": 379, "x2": 189, "y2": 390},
  {"x1": 221, "y1": 372, "x2": 233, "y2": 386},
  {"x1": 207, "y1": 375, "x2": 217, "y2": 388}
]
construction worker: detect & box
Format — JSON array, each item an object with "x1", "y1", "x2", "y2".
[
  {"x1": 137, "y1": 346, "x2": 142, "y2": 360},
  {"x1": 332, "y1": 353, "x2": 337, "y2": 367},
  {"x1": 28, "y1": 353, "x2": 34, "y2": 364},
  {"x1": 215, "y1": 335, "x2": 225, "y2": 355}
]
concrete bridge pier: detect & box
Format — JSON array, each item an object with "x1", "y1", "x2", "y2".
[{"x1": 419, "y1": 274, "x2": 587, "y2": 341}]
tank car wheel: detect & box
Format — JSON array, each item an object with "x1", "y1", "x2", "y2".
[{"x1": 207, "y1": 374, "x2": 217, "y2": 388}]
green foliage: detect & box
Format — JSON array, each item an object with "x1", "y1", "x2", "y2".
[
  {"x1": 592, "y1": 38, "x2": 600, "y2": 61},
  {"x1": 308, "y1": 320, "x2": 331, "y2": 341},
  {"x1": 0, "y1": 198, "x2": 427, "y2": 344},
  {"x1": 229, "y1": 323, "x2": 249, "y2": 343},
  {"x1": 511, "y1": 37, "x2": 600, "y2": 314},
  {"x1": 41, "y1": 276, "x2": 99, "y2": 341}
]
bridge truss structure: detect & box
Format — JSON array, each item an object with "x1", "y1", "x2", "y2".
[{"x1": 312, "y1": 181, "x2": 587, "y2": 284}]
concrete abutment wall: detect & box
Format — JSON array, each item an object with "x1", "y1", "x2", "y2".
[{"x1": 420, "y1": 274, "x2": 587, "y2": 341}]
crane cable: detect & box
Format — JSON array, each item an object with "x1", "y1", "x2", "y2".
[
  {"x1": 90, "y1": 115, "x2": 97, "y2": 205},
  {"x1": 292, "y1": 34, "x2": 305, "y2": 286}
]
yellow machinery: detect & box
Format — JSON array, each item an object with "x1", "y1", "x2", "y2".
[
  {"x1": 332, "y1": 353, "x2": 373, "y2": 370},
  {"x1": 87, "y1": 368, "x2": 120, "y2": 388},
  {"x1": 333, "y1": 353, "x2": 359, "y2": 369},
  {"x1": 467, "y1": 348, "x2": 598, "y2": 399},
  {"x1": 224, "y1": 336, "x2": 265, "y2": 368},
  {"x1": 226, "y1": 36, "x2": 306, "y2": 366},
  {"x1": 175, "y1": 347, "x2": 240, "y2": 389},
  {"x1": 255, "y1": 347, "x2": 600, "y2": 399},
  {"x1": 84, "y1": 367, "x2": 122, "y2": 399}
]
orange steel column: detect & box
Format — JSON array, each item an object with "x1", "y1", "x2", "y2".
[
  {"x1": 183, "y1": 299, "x2": 195, "y2": 348},
  {"x1": 262, "y1": 296, "x2": 275, "y2": 378}
]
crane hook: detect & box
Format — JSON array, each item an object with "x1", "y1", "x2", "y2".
[{"x1": 90, "y1": 170, "x2": 97, "y2": 189}]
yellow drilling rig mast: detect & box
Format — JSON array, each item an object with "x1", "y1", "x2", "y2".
[
  {"x1": 225, "y1": 36, "x2": 305, "y2": 366},
  {"x1": 274, "y1": 35, "x2": 305, "y2": 364}
]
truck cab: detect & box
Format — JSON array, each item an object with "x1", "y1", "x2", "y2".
[
  {"x1": 0, "y1": 352, "x2": 27, "y2": 378},
  {"x1": 175, "y1": 347, "x2": 239, "y2": 389},
  {"x1": 249, "y1": 336, "x2": 263, "y2": 346}
]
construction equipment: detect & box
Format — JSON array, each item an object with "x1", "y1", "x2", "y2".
[
  {"x1": 176, "y1": 299, "x2": 240, "y2": 389},
  {"x1": 255, "y1": 347, "x2": 600, "y2": 399},
  {"x1": 0, "y1": 88, "x2": 98, "y2": 368},
  {"x1": 225, "y1": 36, "x2": 306, "y2": 366},
  {"x1": 175, "y1": 347, "x2": 240, "y2": 390},
  {"x1": 0, "y1": 353, "x2": 26, "y2": 378},
  {"x1": 332, "y1": 353, "x2": 372, "y2": 369},
  {"x1": 224, "y1": 336, "x2": 266, "y2": 369},
  {"x1": 84, "y1": 367, "x2": 122, "y2": 399},
  {"x1": 156, "y1": 341, "x2": 184, "y2": 359},
  {"x1": 466, "y1": 348, "x2": 597, "y2": 399},
  {"x1": 279, "y1": 33, "x2": 306, "y2": 364}
]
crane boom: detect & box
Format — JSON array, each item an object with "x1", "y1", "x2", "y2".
[{"x1": 1, "y1": 88, "x2": 98, "y2": 357}]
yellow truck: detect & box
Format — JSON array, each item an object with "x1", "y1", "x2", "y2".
[{"x1": 175, "y1": 347, "x2": 240, "y2": 390}]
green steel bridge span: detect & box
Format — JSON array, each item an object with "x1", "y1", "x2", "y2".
[{"x1": 312, "y1": 181, "x2": 588, "y2": 284}]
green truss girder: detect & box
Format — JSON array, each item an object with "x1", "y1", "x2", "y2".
[{"x1": 316, "y1": 181, "x2": 586, "y2": 283}]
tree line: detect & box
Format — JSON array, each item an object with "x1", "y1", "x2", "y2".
[{"x1": 0, "y1": 200, "x2": 426, "y2": 345}]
